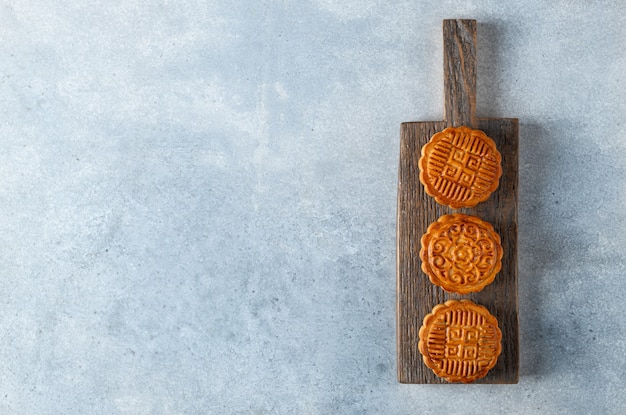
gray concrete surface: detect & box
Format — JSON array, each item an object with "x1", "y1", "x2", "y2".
[{"x1": 1, "y1": 0, "x2": 625, "y2": 413}]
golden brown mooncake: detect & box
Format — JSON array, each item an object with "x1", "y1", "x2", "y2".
[
  {"x1": 420, "y1": 214, "x2": 502, "y2": 294},
  {"x1": 418, "y1": 300, "x2": 502, "y2": 383},
  {"x1": 419, "y1": 126, "x2": 502, "y2": 209}
]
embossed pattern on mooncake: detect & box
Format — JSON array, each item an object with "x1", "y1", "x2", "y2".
[
  {"x1": 420, "y1": 214, "x2": 502, "y2": 294},
  {"x1": 418, "y1": 300, "x2": 502, "y2": 383},
  {"x1": 419, "y1": 126, "x2": 502, "y2": 209}
]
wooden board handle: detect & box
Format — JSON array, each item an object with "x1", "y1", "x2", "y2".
[{"x1": 443, "y1": 19, "x2": 477, "y2": 127}]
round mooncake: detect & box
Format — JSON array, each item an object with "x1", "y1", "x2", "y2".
[
  {"x1": 420, "y1": 214, "x2": 502, "y2": 294},
  {"x1": 419, "y1": 126, "x2": 502, "y2": 209},
  {"x1": 418, "y1": 300, "x2": 502, "y2": 383}
]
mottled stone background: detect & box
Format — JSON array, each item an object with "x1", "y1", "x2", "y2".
[{"x1": 1, "y1": 1, "x2": 624, "y2": 414}]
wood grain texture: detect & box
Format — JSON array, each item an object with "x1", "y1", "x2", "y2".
[
  {"x1": 443, "y1": 19, "x2": 477, "y2": 127},
  {"x1": 397, "y1": 20, "x2": 519, "y2": 384}
]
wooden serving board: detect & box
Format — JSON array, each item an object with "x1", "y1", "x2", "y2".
[{"x1": 396, "y1": 19, "x2": 519, "y2": 384}]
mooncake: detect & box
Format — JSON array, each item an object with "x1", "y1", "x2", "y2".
[
  {"x1": 418, "y1": 300, "x2": 502, "y2": 383},
  {"x1": 419, "y1": 126, "x2": 502, "y2": 209},
  {"x1": 420, "y1": 214, "x2": 502, "y2": 294}
]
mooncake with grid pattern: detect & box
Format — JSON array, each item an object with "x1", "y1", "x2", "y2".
[
  {"x1": 418, "y1": 300, "x2": 502, "y2": 383},
  {"x1": 419, "y1": 126, "x2": 502, "y2": 209}
]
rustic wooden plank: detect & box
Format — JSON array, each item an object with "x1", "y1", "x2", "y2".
[
  {"x1": 443, "y1": 19, "x2": 477, "y2": 128},
  {"x1": 397, "y1": 20, "x2": 519, "y2": 384}
]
